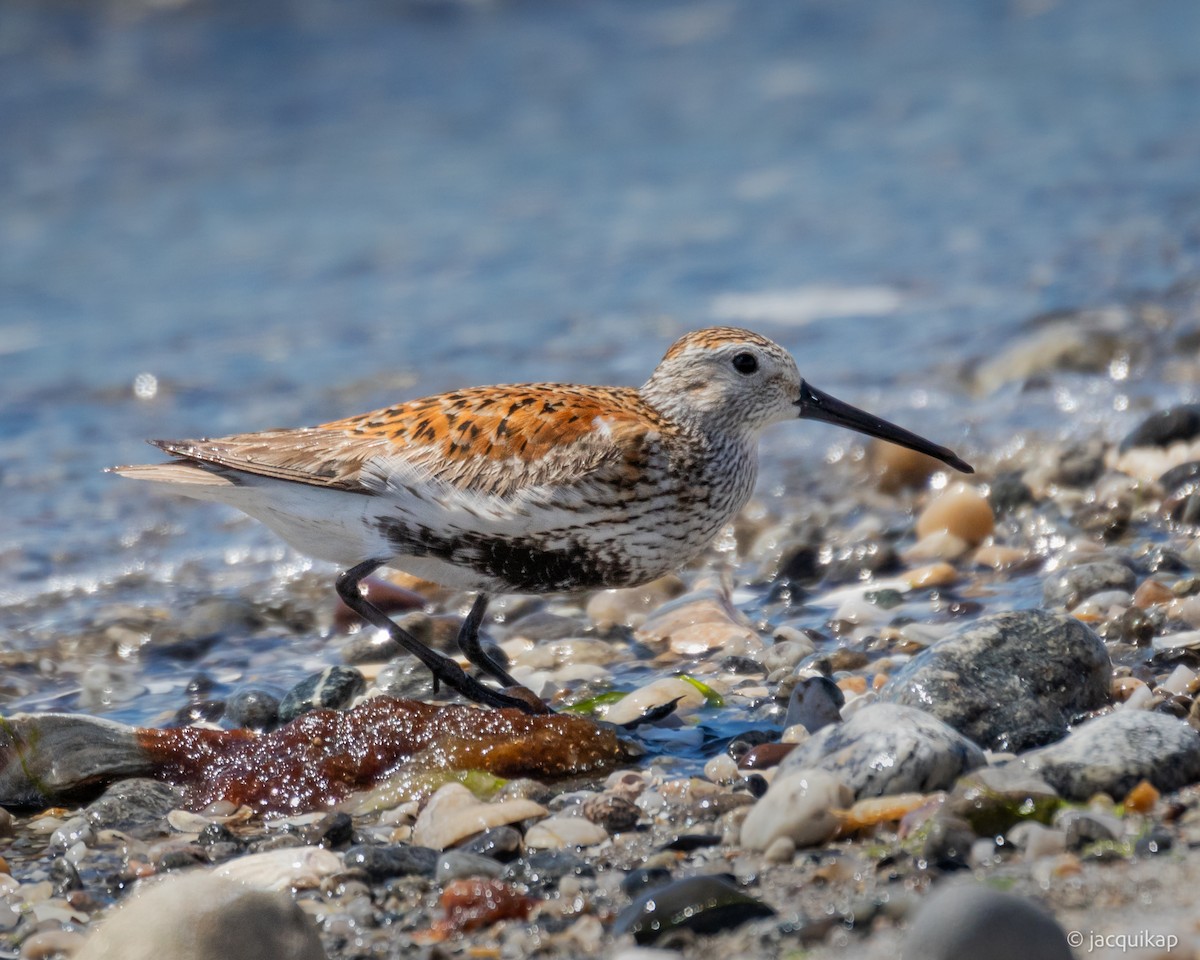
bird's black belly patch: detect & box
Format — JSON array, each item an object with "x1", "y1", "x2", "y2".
[{"x1": 376, "y1": 517, "x2": 632, "y2": 592}]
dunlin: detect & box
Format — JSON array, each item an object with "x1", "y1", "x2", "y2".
[{"x1": 114, "y1": 327, "x2": 971, "y2": 713}]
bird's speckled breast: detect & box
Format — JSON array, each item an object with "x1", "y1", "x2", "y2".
[{"x1": 376, "y1": 430, "x2": 759, "y2": 594}]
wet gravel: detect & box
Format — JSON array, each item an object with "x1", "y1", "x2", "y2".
[{"x1": 13, "y1": 383, "x2": 1200, "y2": 958}]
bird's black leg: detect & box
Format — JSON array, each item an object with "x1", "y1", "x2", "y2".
[
  {"x1": 457, "y1": 594, "x2": 522, "y2": 688},
  {"x1": 336, "y1": 560, "x2": 544, "y2": 714}
]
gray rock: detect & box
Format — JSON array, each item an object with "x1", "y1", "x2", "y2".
[
  {"x1": 881, "y1": 610, "x2": 1111, "y2": 751},
  {"x1": 1042, "y1": 561, "x2": 1136, "y2": 609},
  {"x1": 73, "y1": 871, "x2": 327, "y2": 960},
  {"x1": 1120, "y1": 403, "x2": 1200, "y2": 451},
  {"x1": 613, "y1": 875, "x2": 775, "y2": 945},
  {"x1": 917, "y1": 813, "x2": 978, "y2": 870},
  {"x1": 85, "y1": 779, "x2": 182, "y2": 833},
  {"x1": 225, "y1": 689, "x2": 281, "y2": 732},
  {"x1": 278, "y1": 666, "x2": 366, "y2": 723},
  {"x1": 341, "y1": 612, "x2": 459, "y2": 662},
  {"x1": 763, "y1": 635, "x2": 818, "y2": 673},
  {"x1": 171, "y1": 699, "x2": 225, "y2": 726},
  {"x1": 344, "y1": 843, "x2": 438, "y2": 880},
  {"x1": 1049, "y1": 441, "x2": 1106, "y2": 488},
  {"x1": 461, "y1": 826, "x2": 523, "y2": 861},
  {"x1": 779, "y1": 703, "x2": 985, "y2": 798},
  {"x1": 503, "y1": 850, "x2": 594, "y2": 886},
  {"x1": 1054, "y1": 808, "x2": 1122, "y2": 849},
  {"x1": 146, "y1": 597, "x2": 262, "y2": 659},
  {"x1": 436, "y1": 850, "x2": 504, "y2": 882},
  {"x1": 504, "y1": 610, "x2": 586, "y2": 641},
  {"x1": 988, "y1": 472, "x2": 1034, "y2": 515},
  {"x1": 0, "y1": 713, "x2": 151, "y2": 808},
  {"x1": 901, "y1": 882, "x2": 1072, "y2": 960},
  {"x1": 783, "y1": 676, "x2": 844, "y2": 734},
  {"x1": 740, "y1": 768, "x2": 851, "y2": 850},
  {"x1": 820, "y1": 538, "x2": 899, "y2": 585},
  {"x1": 1016, "y1": 709, "x2": 1200, "y2": 801}
]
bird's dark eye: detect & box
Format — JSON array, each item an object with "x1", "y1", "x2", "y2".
[{"x1": 731, "y1": 352, "x2": 759, "y2": 375}]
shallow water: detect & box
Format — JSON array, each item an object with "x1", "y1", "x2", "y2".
[{"x1": 3, "y1": 0, "x2": 1200, "y2": 725}]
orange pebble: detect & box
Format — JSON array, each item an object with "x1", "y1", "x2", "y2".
[
  {"x1": 905, "y1": 562, "x2": 959, "y2": 589},
  {"x1": 1123, "y1": 779, "x2": 1160, "y2": 814},
  {"x1": 1111, "y1": 676, "x2": 1147, "y2": 702},
  {"x1": 837, "y1": 675, "x2": 869, "y2": 695},
  {"x1": 437, "y1": 879, "x2": 536, "y2": 934},
  {"x1": 1132, "y1": 579, "x2": 1174, "y2": 609},
  {"x1": 871, "y1": 441, "x2": 946, "y2": 493},
  {"x1": 916, "y1": 485, "x2": 995, "y2": 546}
]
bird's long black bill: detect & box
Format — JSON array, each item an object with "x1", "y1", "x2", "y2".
[{"x1": 797, "y1": 381, "x2": 973, "y2": 474}]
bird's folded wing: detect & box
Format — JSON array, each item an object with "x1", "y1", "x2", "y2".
[{"x1": 145, "y1": 383, "x2": 669, "y2": 500}]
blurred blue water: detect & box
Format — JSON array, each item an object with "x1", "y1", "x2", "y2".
[{"x1": 2, "y1": 0, "x2": 1200, "y2": 716}]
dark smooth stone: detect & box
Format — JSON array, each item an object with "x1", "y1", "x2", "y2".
[
  {"x1": 784, "y1": 676, "x2": 844, "y2": 734},
  {"x1": 462, "y1": 826, "x2": 523, "y2": 863},
  {"x1": 1159, "y1": 461, "x2": 1200, "y2": 491},
  {"x1": 661, "y1": 833, "x2": 722, "y2": 853},
  {"x1": 1141, "y1": 545, "x2": 1190, "y2": 574},
  {"x1": 778, "y1": 542, "x2": 821, "y2": 584},
  {"x1": 719, "y1": 655, "x2": 767, "y2": 676},
  {"x1": 494, "y1": 778, "x2": 556, "y2": 805},
  {"x1": 504, "y1": 611, "x2": 586, "y2": 641},
  {"x1": 902, "y1": 883, "x2": 1073, "y2": 960},
  {"x1": 726, "y1": 729, "x2": 778, "y2": 763},
  {"x1": 278, "y1": 666, "x2": 366, "y2": 723},
  {"x1": 1167, "y1": 490, "x2": 1200, "y2": 526},
  {"x1": 1073, "y1": 496, "x2": 1132, "y2": 541},
  {"x1": 918, "y1": 814, "x2": 975, "y2": 871},
  {"x1": 171, "y1": 699, "x2": 226, "y2": 726},
  {"x1": 436, "y1": 850, "x2": 504, "y2": 882},
  {"x1": 738, "y1": 742, "x2": 797, "y2": 770},
  {"x1": 145, "y1": 597, "x2": 263, "y2": 660},
  {"x1": 197, "y1": 822, "x2": 242, "y2": 848},
  {"x1": 1043, "y1": 561, "x2": 1136, "y2": 609},
  {"x1": 503, "y1": 850, "x2": 594, "y2": 886},
  {"x1": 1050, "y1": 442, "x2": 1105, "y2": 487},
  {"x1": 614, "y1": 875, "x2": 775, "y2": 945},
  {"x1": 1057, "y1": 809, "x2": 1119, "y2": 850},
  {"x1": 225, "y1": 689, "x2": 281, "y2": 732},
  {"x1": 1135, "y1": 827, "x2": 1173, "y2": 857},
  {"x1": 204, "y1": 841, "x2": 243, "y2": 864},
  {"x1": 820, "y1": 539, "x2": 899, "y2": 585},
  {"x1": 249, "y1": 834, "x2": 305, "y2": 854},
  {"x1": 988, "y1": 471, "x2": 1034, "y2": 514},
  {"x1": 621, "y1": 866, "x2": 672, "y2": 896},
  {"x1": 344, "y1": 843, "x2": 439, "y2": 880},
  {"x1": 1121, "y1": 404, "x2": 1200, "y2": 451},
  {"x1": 1097, "y1": 608, "x2": 1155, "y2": 646},
  {"x1": 185, "y1": 674, "x2": 216, "y2": 700},
  {"x1": 296, "y1": 811, "x2": 353, "y2": 849},
  {"x1": 156, "y1": 847, "x2": 208, "y2": 871}
]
